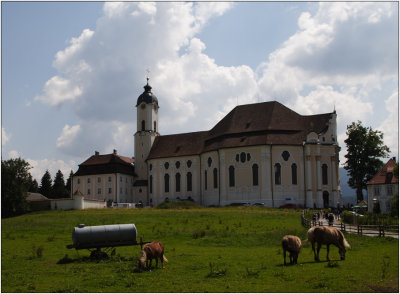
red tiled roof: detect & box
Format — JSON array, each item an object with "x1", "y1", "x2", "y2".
[
  {"x1": 148, "y1": 131, "x2": 208, "y2": 159},
  {"x1": 367, "y1": 158, "x2": 399, "y2": 185},
  {"x1": 74, "y1": 152, "x2": 135, "y2": 176},
  {"x1": 147, "y1": 101, "x2": 333, "y2": 160}
]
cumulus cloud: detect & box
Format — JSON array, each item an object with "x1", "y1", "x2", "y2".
[
  {"x1": 35, "y1": 2, "x2": 397, "y2": 165},
  {"x1": 377, "y1": 92, "x2": 399, "y2": 157},
  {"x1": 27, "y1": 158, "x2": 76, "y2": 182},
  {"x1": 256, "y1": 2, "x2": 397, "y2": 163},
  {"x1": 2, "y1": 127, "x2": 11, "y2": 146}
]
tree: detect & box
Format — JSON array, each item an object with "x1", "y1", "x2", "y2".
[
  {"x1": 1, "y1": 158, "x2": 31, "y2": 218},
  {"x1": 65, "y1": 170, "x2": 73, "y2": 196},
  {"x1": 52, "y1": 170, "x2": 69, "y2": 198},
  {"x1": 39, "y1": 170, "x2": 52, "y2": 198},
  {"x1": 28, "y1": 175, "x2": 39, "y2": 193},
  {"x1": 344, "y1": 121, "x2": 390, "y2": 202},
  {"x1": 390, "y1": 192, "x2": 398, "y2": 217}
]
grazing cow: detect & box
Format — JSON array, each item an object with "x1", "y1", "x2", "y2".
[
  {"x1": 307, "y1": 226, "x2": 350, "y2": 261},
  {"x1": 281, "y1": 235, "x2": 302, "y2": 265},
  {"x1": 139, "y1": 241, "x2": 168, "y2": 270}
]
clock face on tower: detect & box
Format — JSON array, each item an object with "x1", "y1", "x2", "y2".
[{"x1": 141, "y1": 103, "x2": 146, "y2": 109}]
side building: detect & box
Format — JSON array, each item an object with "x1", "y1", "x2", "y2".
[
  {"x1": 367, "y1": 157, "x2": 399, "y2": 213},
  {"x1": 72, "y1": 150, "x2": 135, "y2": 205}
]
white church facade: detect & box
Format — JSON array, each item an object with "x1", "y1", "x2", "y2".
[
  {"x1": 132, "y1": 80, "x2": 342, "y2": 208},
  {"x1": 73, "y1": 80, "x2": 342, "y2": 208}
]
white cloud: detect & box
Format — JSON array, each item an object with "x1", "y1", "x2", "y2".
[
  {"x1": 377, "y1": 92, "x2": 399, "y2": 157},
  {"x1": 27, "y1": 158, "x2": 76, "y2": 182},
  {"x1": 2, "y1": 127, "x2": 11, "y2": 146},
  {"x1": 8, "y1": 150, "x2": 20, "y2": 159},
  {"x1": 35, "y1": 2, "x2": 397, "y2": 164},
  {"x1": 257, "y1": 2, "x2": 397, "y2": 165},
  {"x1": 35, "y1": 76, "x2": 82, "y2": 106},
  {"x1": 56, "y1": 124, "x2": 81, "y2": 149}
]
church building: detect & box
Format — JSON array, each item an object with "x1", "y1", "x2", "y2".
[{"x1": 132, "y1": 80, "x2": 342, "y2": 208}]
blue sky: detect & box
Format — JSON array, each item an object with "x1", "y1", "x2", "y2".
[{"x1": 2, "y1": 2, "x2": 398, "y2": 182}]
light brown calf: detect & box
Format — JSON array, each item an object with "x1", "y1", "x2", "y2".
[
  {"x1": 281, "y1": 235, "x2": 302, "y2": 265},
  {"x1": 139, "y1": 241, "x2": 168, "y2": 270}
]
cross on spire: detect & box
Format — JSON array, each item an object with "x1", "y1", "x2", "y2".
[{"x1": 146, "y1": 68, "x2": 150, "y2": 83}]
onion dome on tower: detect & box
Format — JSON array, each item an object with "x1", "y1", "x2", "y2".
[{"x1": 136, "y1": 78, "x2": 158, "y2": 107}]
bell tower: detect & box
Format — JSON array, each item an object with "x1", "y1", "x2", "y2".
[{"x1": 134, "y1": 77, "x2": 159, "y2": 201}]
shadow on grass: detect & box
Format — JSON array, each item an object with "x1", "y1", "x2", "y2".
[
  {"x1": 276, "y1": 259, "x2": 343, "y2": 267},
  {"x1": 57, "y1": 253, "x2": 135, "y2": 264}
]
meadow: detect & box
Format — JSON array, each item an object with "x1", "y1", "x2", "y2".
[{"x1": 1, "y1": 206, "x2": 398, "y2": 292}]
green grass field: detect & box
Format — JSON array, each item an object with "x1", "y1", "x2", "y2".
[{"x1": 2, "y1": 207, "x2": 398, "y2": 292}]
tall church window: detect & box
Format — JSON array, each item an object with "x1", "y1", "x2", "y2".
[
  {"x1": 252, "y1": 164, "x2": 259, "y2": 186},
  {"x1": 187, "y1": 172, "x2": 192, "y2": 192},
  {"x1": 150, "y1": 175, "x2": 153, "y2": 194},
  {"x1": 164, "y1": 174, "x2": 170, "y2": 193},
  {"x1": 274, "y1": 163, "x2": 281, "y2": 185},
  {"x1": 322, "y1": 164, "x2": 328, "y2": 185},
  {"x1": 154, "y1": 121, "x2": 157, "y2": 132},
  {"x1": 292, "y1": 164, "x2": 297, "y2": 185},
  {"x1": 141, "y1": 120, "x2": 145, "y2": 131},
  {"x1": 176, "y1": 173, "x2": 181, "y2": 192},
  {"x1": 205, "y1": 170, "x2": 208, "y2": 190},
  {"x1": 213, "y1": 168, "x2": 218, "y2": 189},
  {"x1": 229, "y1": 166, "x2": 235, "y2": 187}
]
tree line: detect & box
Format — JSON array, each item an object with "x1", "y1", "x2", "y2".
[{"x1": 2, "y1": 159, "x2": 73, "y2": 218}]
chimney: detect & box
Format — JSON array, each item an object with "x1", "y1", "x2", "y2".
[
  {"x1": 113, "y1": 149, "x2": 117, "y2": 155},
  {"x1": 95, "y1": 151, "x2": 99, "y2": 156}
]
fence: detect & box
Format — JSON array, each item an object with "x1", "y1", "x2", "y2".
[{"x1": 301, "y1": 211, "x2": 399, "y2": 238}]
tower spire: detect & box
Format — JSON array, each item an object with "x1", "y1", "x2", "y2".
[{"x1": 146, "y1": 68, "x2": 150, "y2": 84}]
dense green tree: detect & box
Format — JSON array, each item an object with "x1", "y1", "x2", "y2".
[
  {"x1": 52, "y1": 170, "x2": 69, "y2": 198},
  {"x1": 390, "y1": 192, "x2": 398, "y2": 217},
  {"x1": 28, "y1": 175, "x2": 39, "y2": 193},
  {"x1": 344, "y1": 121, "x2": 390, "y2": 202},
  {"x1": 1, "y1": 158, "x2": 31, "y2": 218},
  {"x1": 65, "y1": 170, "x2": 73, "y2": 195},
  {"x1": 39, "y1": 170, "x2": 52, "y2": 198}
]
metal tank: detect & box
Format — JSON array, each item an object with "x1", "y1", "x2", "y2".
[{"x1": 67, "y1": 224, "x2": 138, "y2": 250}]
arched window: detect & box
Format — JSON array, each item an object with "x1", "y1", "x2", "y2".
[
  {"x1": 154, "y1": 121, "x2": 157, "y2": 132},
  {"x1": 274, "y1": 163, "x2": 281, "y2": 185},
  {"x1": 207, "y1": 157, "x2": 212, "y2": 167},
  {"x1": 229, "y1": 166, "x2": 235, "y2": 187},
  {"x1": 204, "y1": 170, "x2": 207, "y2": 190},
  {"x1": 252, "y1": 164, "x2": 259, "y2": 186},
  {"x1": 322, "y1": 164, "x2": 328, "y2": 185},
  {"x1": 291, "y1": 163, "x2": 297, "y2": 185},
  {"x1": 150, "y1": 175, "x2": 153, "y2": 194},
  {"x1": 187, "y1": 172, "x2": 192, "y2": 192},
  {"x1": 164, "y1": 174, "x2": 169, "y2": 193},
  {"x1": 175, "y1": 173, "x2": 181, "y2": 192},
  {"x1": 141, "y1": 120, "x2": 145, "y2": 131},
  {"x1": 213, "y1": 168, "x2": 218, "y2": 189}
]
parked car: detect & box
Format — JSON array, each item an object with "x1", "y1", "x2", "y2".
[
  {"x1": 228, "y1": 202, "x2": 251, "y2": 206},
  {"x1": 253, "y1": 202, "x2": 265, "y2": 207}
]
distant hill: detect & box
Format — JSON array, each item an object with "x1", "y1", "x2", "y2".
[{"x1": 339, "y1": 167, "x2": 363, "y2": 206}]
